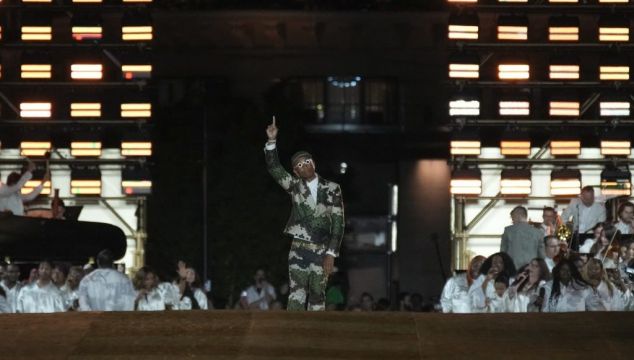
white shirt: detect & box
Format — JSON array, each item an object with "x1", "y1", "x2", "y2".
[
  {"x1": 503, "y1": 281, "x2": 546, "y2": 313},
  {"x1": 579, "y1": 238, "x2": 596, "y2": 253},
  {"x1": 306, "y1": 177, "x2": 318, "y2": 203},
  {"x1": 177, "y1": 288, "x2": 209, "y2": 310},
  {"x1": 440, "y1": 273, "x2": 471, "y2": 313},
  {"x1": 0, "y1": 295, "x2": 9, "y2": 313},
  {"x1": 561, "y1": 197, "x2": 606, "y2": 234},
  {"x1": 542, "y1": 280, "x2": 593, "y2": 312},
  {"x1": 468, "y1": 274, "x2": 515, "y2": 313},
  {"x1": 16, "y1": 282, "x2": 65, "y2": 313},
  {"x1": 241, "y1": 283, "x2": 276, "y2": 310},
  {"x1": 78, "y1": 268, "x2": 136, "y2": 311},
  {"x1": 0, "y1": 281, "x2": 22, "y2": 313},
  {"x1": 545, "y1": 257, "x2": 556, "y2": 273},
  {"x1": 587, "y1": 281, "x2": 625, "y2": 311},
  {"x1": 136, "y1": 287, "x2": 168, "y2": 311},
  {"x1": 60, "y1": 284, "x2": 80, "y2": 311},
  {"x1": 0, "y1": 171, "x2": 43, "y2": 216},
  {"x1": 615, "y1": 220, "x2": 632, "y2": 235}
]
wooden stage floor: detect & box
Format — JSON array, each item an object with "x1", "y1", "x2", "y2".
[{"x1": 0, "y1": 310, "x2": 630, "y2": 359}]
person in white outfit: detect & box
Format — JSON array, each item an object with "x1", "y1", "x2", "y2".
[
  {"x1": 440, "y1": 255, "x2": 485, "y2": 313},
  {"x1": 468, "y1": 252, "x2": 517, "y2": 313},
  {"x1": 78, "y1": 249, "x2": 136, "y2": 311},
  {"x1": 542, "y1": 259, "x2": 596, "y2": 312},
  {"x1": 0, "y1": 159, "x2": 49, "y2": 216},
  {"x1": 503, "y1": 258, "x2": 551, "y2": 313},
  {"x1": 16, "y1": 261, "x2": 65, "y2": 313}
]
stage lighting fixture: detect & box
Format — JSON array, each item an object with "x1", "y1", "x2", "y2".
[
  {"x1": 599, "y1": 65, "x2": 630, "y2": 81},
  {"x1": 122, "y1": 166, "x2": 152, "y2": 195},
  {"x1": 549, "y1": 61, "x2": 580, "y2": 80},
  {"x1": 448, "y1": 0, "x2": 478, "y2": 3},
  {"x1": 500, "y1": 169, "x2": 532, "y2": 196},
  {"x1": 450, "y1": 135, "x2": 480, "y2": 156},
  {"x1": 21, "y1": 26, "x2": 52, "y2": 41},
  {"x1": 498, "y1": 0, "x2": 529, "y2": 3},
  {"x1": 601, "y1": 169, "x2": 631, "y2": 196},
  {"x1": 599, "y1": 99, "x2": 630, "y2": 117},
  {"x1": 449, "y1": 98, "x2": 480, "y2": 116},
  {"x1": 20, "y1": 102, "x2": 51, "y2": 118},
  {"x1": 497, "y1": 16, "x2": 528, "y2": 41},
  {"x1": 121, "y1": 141, "x2": 152, "y2": 157},
  {"x1": 500, "y1": 134, "x2": 531, "y2": 156},
  {"x1": 72, "y1": 0, "x2": 103, "y2": 3},
  {"x1": 499, "y1": 100, "x2": 530, "y2": 116},
  {"x1": 600, "y1": 134, "x2": 631, "y2": 156},
  {"x1": 550, "y1": 139, "x2": 581, "y2": 156},
  {"x1": 599, "y1": 17, "x2": 630, "y2": 42},
  {"x1": 121, "y1": 103, "x2": 152, "y2": 118},
  {"x1": 121, "y1": 64, "x2": 152, "y2": 80},
  {"x1": 448, "y1": 14, "x2": 479, "y2": 40},
  {"x1": 450, "y1": 169, "x2": 482, "y2": 195},
  {"x1": 548, "y1": 0, "x2": 578, "y2": 3},
  {"x1": 121, "y1": 13, "x2": 153, "y2": 41},
  {"x1": 72, "y1": 26, "x2": 102, "y2": 42},
  {"x1": 21, "y1": 64, "x2": 52, "y2": 79},
  {"x1": 549, "y1": 100, "x2": 579, "y2": 117},
  {"x1": 70, "y1": 102, "x2": 102, "y2": 118},
  {"x1": 71, "y1": 141, "x2": 102, "y2": 157},
  {"x1": 21, "y1": 169, "x2": 51, "y2": 196},
  {"x1": 598, "y1": 0, "x2": 630, "y2": 4},
  {"x1": 20, "y1": 141, "x2": 51, "y2": 157},
  {"x1": 71, "y1": 64, "x2": 103, "y2": 80},
  {"x1": 549, "y1": 17, "x2": 579, "y2": 42},
  {"x1": 448, "y1": 55, "x2": 479, "y2": 79},
  {"x1": 71, "y1": 168, "x2": 101, "y2": 196},
  {"x1": 498, "y1": 62, "x2": 530, "y2": 80},
  {"x1": 22, "y1": 0, "x2": 52, "y2": 3},
  {"x1": 122, "y1": 0, "x2": 153, "y2": 2},
  {"x1": 551, "y1": 169, "x2": 581, "y2": 196}
]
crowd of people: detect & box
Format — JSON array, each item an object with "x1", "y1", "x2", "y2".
[
  {"x1": 440, "y1": 186, "x2": 634, "y2": 313},
  {"x1": 0, "y1": 250, "x2": 210, "y2": 313}
]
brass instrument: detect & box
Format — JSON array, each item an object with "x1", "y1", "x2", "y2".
[{"x1": 556, "y1": 223, "x2": 572, "y2": 244}]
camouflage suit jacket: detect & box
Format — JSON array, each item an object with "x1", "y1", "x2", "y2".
[{"x1": 265, "y1": 146, "x2": 345, "y2": 256}]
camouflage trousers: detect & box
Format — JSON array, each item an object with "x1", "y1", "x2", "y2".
[{"x1": 287, "y1": 239, "x2": 327, "y2": 311}]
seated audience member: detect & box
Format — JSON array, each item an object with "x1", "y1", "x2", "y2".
[
  {"x1": 1, "y1": 263, "x2": 22, "y2": 313},
  {"x1": 51, "y1": 262, "x2": 69, "y2": 289},
  {"x1": 582, "y1": 258, "x2": 625, "y2": 311},
  {"x1": 542, "y1": 259, "x2": 593, "y2": 312},
  {"x1": 360, "y1": 292, "x2": 375, "y2": 312},
  {"x1": 440, "y1": 255, "x2": 485, "y2": 313},
  {"x1": 16, "y1": 261, "x2": 65, "y2": 313},
  {"x1": 504, "y1": 258, "x2": 551, "y2": 313},
  {"x1": 468, "y1": 252, "x2": 517, "y2": 313},
  {"x1": 239, "y1": 268, "x2": 276, "y2": 310},
  {"x1": 78, "y1": 249, "x2": 136, "y2": 311},
  {"x1": 60, "y1": 266, "x2": 84, "y2": 311}
]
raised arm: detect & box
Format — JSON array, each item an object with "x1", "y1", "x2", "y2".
[
  {"x1": 264, "y1": 116, "x2": 295, "y2": 193},
  {"x1": 327, "y1": 185, "x2": 345, "y2": 256},
  {"x1": 0, "y1": 160, "x2": 35, "y2": 196}
]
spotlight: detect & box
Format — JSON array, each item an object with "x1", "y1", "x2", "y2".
[
  {"x1": 550, "y1": 139, "x2": 581, "y2": 156},
  {"x1": 71, "y1": 167, "x2": 101, "y2": 196},
  {"x1": 20, "y1": 141, "x2": 51, "y2": 157},
  {"x1": 70, "y1": 102, "x2": 102, "y2": 118},
  {"x1": 122, "y1": 166, "x2": 151, "y2": 195},
  {"x1": 448, "y1": 14, "x2": 479, "y2": 41},
  {"x1": 500, "y1": 134, "x2": 531, "y2": 156},
  {"x1": 450, "y1": 169, "x2": 482, "y2": 195},
  {"x1": 448, "y1": 54, "x2": 479, "y2": 79},
  {"x1": 497, "y1": 16, "x2": 528, "y2": 41},
  {"x1": 551, "y1": 169, "x2": 581, "y2": 196},
  {"x1": 599, "y1": 16, "x2": 630, "y2": 42},
  {"x1": 601, "y1": 168, "x2": 631, "y2": 196},
  {"x1": 121, "y1": 140, "x2": 152, "y2": 157},
  {"x1": 548, "y1": 16, "x2": 579, "y2": 42},
  {"x1": 500, "y1": 169, "x2": 532, "y2": 196},
  {"x1": 600, "y1": 134, "x2": 631, "y2": 156},
  {"x1": 450, "y1": 134, "x2": 481, "y2": 156},
  {"x1": 20, "y1": 102, "x2": 52, "y2": 118}
]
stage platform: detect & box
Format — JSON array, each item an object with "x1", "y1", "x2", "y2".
[{"x1": 0, "y1": 310, "x2": 630, "y2": 359}]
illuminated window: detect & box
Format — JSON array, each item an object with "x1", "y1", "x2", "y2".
[
  {"x1": 20, "y1": 102, "x2": 51, "y2": 118},
  {"x1": 21, "y1": 26, "x2": 52, "y2": 41},
  {"x1": 21, "y1": 64, "x2": 52, "y2": 79},
  {"x1": 551, "y1": 140, "x2": 581, "y2": 156},
  {"x1": 71, "y1": 141, "x2": 102, "y2": 157},
  {"x1": 499, "y1": 101, "x2": 530, "y2": 116},
  {"x1": 121, "y1": 103, "x2": 152, "y2": 118},
  {"x1": 498, "y1": 63, "x2": 530, "y2": 80},
  {"x1": 70, "y1": 103, "x2": 101, "y2": 118},
  {"x1": 72, "y1": 26, "x2": 103, "y2": 41},
  {"x1": 549, "y1": 101, "x2": 579, "y2": 117},
  {"x1": 551, "y1": 170, "x2": 581, "y2": 196},
  {"x1": 497, "y1": 17, "x2": 528, "y2": 41},
  {"x1": 599, "y1": 65, "x2": 630, "y2": 81},
  {"x1": 500, "y1": 139, "x2": 531, "y2": 156},
  {"x1": 122, "y1": 26, "x2": 153, "y2": 41},
  {"x1": 121, "y1": 64, "x2": 152, "y2": 80},
  {"x1": 500, "y1": 169, "x2": 531, "y2": 196},
  {"x1": 449, "y1": 99, "x2": 479, "y2": 116},
  {"x1": 600, "y1": 101, "x2": 630, "y2": 117},
  {"x1": 20, "y1": 141, "x2": 51, "y2": 157},
  {"x1": 121, "y1": 141, "x2": 152, "y2": 156},
  {"x1": 450, "y1": 169, "x2": 481, "y2": 195},
  {"x1": 450, "y1": 139, "x2": 480, "y2": 156},
  {"x1": 448, "y1": 15, "x2": 479, "y2": 40},
  {"x1": 71, "y1": 64, "x2": 103, "y2": 80},
  {"x1": 549, "y1": 64, "x2": 580, "y2": 80},
  {"x1": 601, "y1": 169, "x2": 631, "y2": 197}
]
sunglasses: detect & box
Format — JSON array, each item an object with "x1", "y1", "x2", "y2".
[{"x1": 294, "y1": 158, "x2": 313, "y2": 168}]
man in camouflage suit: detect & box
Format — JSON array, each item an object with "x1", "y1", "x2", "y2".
[{"x1": 265, "y1": 117, "x2": 344, "y2": 311}]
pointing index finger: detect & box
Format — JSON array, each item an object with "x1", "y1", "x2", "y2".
[{"x1": 272, "y1": 115, "x2": 276, "y2": 126}]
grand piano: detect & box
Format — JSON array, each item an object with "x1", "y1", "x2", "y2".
[{"x1": 0, "y1": 212, "x2": 127, "y2": 263}]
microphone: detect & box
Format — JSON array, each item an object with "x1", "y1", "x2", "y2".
[{"x1": 535, "y1": 287, "x2": 546, "y2": 311}]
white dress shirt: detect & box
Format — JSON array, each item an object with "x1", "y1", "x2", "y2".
[
  {"x1": 440, "y1": 272, "x2": 471, "y2": 313},
  {"x1": 561, "y1": 197, "x2": 606, "y2": 234},
  {"x1": 545, "y1": 257, "x2": 556, "y2": 273},
  {"x1": 78, "y1": 268, "x2": 136, "y2": 311},
  {"x1": 0, "y1": 171, "x2": 43, "y2": 216},
  {"x1": 241, "y1": 283, "x2": 276, "y2": 310},
  {"x1": 177, "y1": 288, "x2": 209, "y2": 310},
  {"x1": 615, "y1": 220, "x2": 632, "y2": 235},
  {"x1": 136, "y1": 287, "x2": 168, "y2": 311},
  {"x1": 16, "y1": 282, "x2": 65, "y2": 313},
  {"x1": 60, "y1": 284, "x2": 80, "y2": 311},
  {"x1": 503, "y1": 281, "x2": 546, "y2": 313},
  {"x1": 0, "y1": 281, "x2": 22, "y2": 313}
]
